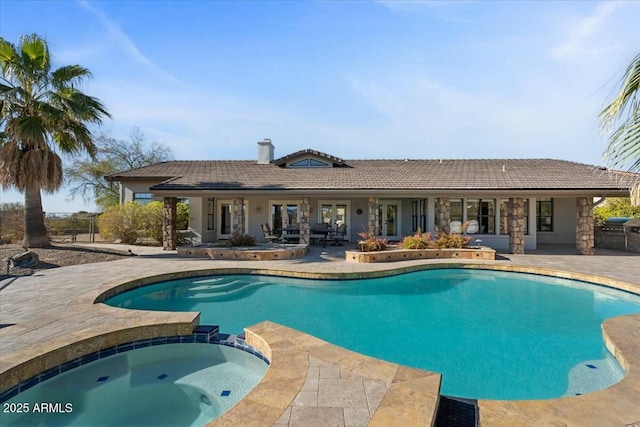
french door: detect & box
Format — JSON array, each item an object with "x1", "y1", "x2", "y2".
[
  {"x1": 378, "y1": 201, "x2": 401, "y2": 240},
  {"x1": 319, "y1": 201, "x2": 350, "y2": 240}
]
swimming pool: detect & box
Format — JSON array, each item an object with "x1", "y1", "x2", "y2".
[
  {"x1": 105, "y1": 268, "x2": 640, "y2": 400},
  {"x1": 1, "y1": 342, "x2": 268, "y2": 427}
]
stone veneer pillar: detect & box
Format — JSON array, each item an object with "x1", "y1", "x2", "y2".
[
  {"x1": 436, "y1": 197, "x2": 451, "y2": 234},
  {"x1": 508, "y1": 198, "x2": 525, "y2": 254},
  {"x1": 368, "y1": 198, "x2": 380, "y2": 235},
  {"x1": 163, "y1": 197, "x2": 177, "y2": 251},
  {"x1": 576, "y1": 197, "x2": 595, "y2": 255},
  {"x1": 232, "y1": 197, "x2": 245, "y2": 236},
  {"x1": 299, "y1": 197, "x2": 310, "y2": 245}
]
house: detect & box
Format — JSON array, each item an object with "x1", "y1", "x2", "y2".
[{"x1": 107, "y1": 139, "x2": 637, "y2": 254}]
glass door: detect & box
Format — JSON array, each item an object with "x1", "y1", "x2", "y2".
[
  {"x1": 378, "y1": 201, "x2": 401, "y2": 240},
  {"x1": 319, "y1": 201, "x2": 350, "y2": 240},
  {"x1": 270, "y1": 201, "x2": 300, "y2": 230}
]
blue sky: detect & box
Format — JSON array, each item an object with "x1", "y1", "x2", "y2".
[{"x1": 1, "y1": 0, "x2": 639, "y2": 212}]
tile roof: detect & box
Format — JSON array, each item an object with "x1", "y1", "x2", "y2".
[{"x1": 107, "y1": 158, "x2": 638, "y2": 193}]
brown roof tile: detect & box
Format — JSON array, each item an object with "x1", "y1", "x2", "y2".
[{"x1": 107, "y1": 158, "x2": 638, "y2": 193}]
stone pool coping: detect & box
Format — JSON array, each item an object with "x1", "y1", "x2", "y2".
[
  {"x1": 178, "y1": 244, "x2": 308, "y2": 261},
  {"x1": 1, "y1": 256, "x2": 640, "y2": 426}
]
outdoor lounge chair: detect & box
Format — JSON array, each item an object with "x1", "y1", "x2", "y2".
[{"x1": 261, "y1": 223, "x2": 281, "y2": 243}]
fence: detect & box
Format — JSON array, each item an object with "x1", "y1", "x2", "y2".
[{"x1": 45, "y1": 212, "x2": 101, "y2": 243}]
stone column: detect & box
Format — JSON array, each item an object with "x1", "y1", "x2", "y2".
[
  {"x1": 508, "y1": 198, "x2": 525, "y2": 254},
  {"x1": 368, "y1": 197, "x2": 380, "y2": 235},
  {"x1": 163, "y1": 197, "x2": 177, "y2": 251},
  {"x1": 576, "y1": 197, "x2": 595, "y2": 255},
  {"x1": 436, "y1": 197, "x2": 451, "y2": 234},
  {"x1": 232, "y1": 197, "x2": 245, "y2": 236},
  {"x1": 299, "y1": 197, "x2": 310, "y2": 245}
]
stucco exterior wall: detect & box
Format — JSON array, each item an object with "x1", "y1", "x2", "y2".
[
  {"x1": 536, "y1": 197, "x2": 576, "y2": 245},
  {"x1": 118, "y1": 186, "x2": 580, "y2": 250},
  {"x1": 121, "y1": 181, "x2": 163, "y2": 204}
]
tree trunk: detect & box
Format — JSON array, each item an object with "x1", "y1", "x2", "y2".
[{"x1": 23, "y1": 187, "x2": 51, "y2": 248}]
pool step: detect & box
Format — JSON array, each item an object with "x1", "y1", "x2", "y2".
[{"x1": 186, "y1": 279, "x2": 268, "y2": 300}]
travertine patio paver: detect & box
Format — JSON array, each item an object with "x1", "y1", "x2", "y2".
[{"x1": 1, "y1": 243, "x2": 639, "y2": 426}]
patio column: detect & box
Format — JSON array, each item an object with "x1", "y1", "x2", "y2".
[
  {"x1": 163, "y1": 197, "x2": 177, "y2": 251},
  {"x1": 436, "y1": 197, "x2": 451, "y2": 234},
  {"x1": 368, "y1": 197, "x2": 379, "y2": 235},
  {"x1": 232, "y1": 197, "x2": 245, "y2": 236},
  {"x1": 299, "y1": 197, "x2": 310, "y2": 245},
  {"x1": 508, "y1": 198, "x2": 525, "y2": 254},
  {"x1": 576, "y1": 197, "x2": 595, "y2": 255}
]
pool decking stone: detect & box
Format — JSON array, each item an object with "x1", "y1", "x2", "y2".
[{"x1": 1, "y1": 243, "x2": 640, "y2": 426}]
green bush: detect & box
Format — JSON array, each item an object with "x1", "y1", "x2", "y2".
[
  {"x1": 98, "y1": 201, "x2": 190, "y2": 244},
  {"x1": 594, "y1": 197, "x2": 640, "y2": 225},
  {"x1": 98, "y1": 202, "x2": 142, "y2": 244}
]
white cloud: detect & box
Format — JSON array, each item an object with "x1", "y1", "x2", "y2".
[
  {"x1": 77, "y1": 0, "x2": 184, "y2": 87},
  {"x1": 549, "y1": 1, "x2": 625, "y2": 62}
]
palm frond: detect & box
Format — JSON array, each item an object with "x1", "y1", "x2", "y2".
[
  {"x1": 51, "y1": 65, "x2": 91, "y2": 89},
  {"x1": 600, "y1": 53, "x2": 640, "y2": 128},
  {"x1": 18, "y1": 34, "x2": 50, "y2": 79}
]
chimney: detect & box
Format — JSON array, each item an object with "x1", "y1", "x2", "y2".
[{"x1": 257, "y1": 138, "x2": 274, "y2": 164}]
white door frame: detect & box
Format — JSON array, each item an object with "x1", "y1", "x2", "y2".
[{"x1": 379, "y1": 200, "x2": 401, "y2": 240}]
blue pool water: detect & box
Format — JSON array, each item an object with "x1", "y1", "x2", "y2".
[
  {"x1": 2, "y1": 344, "x2": 267, "y2": 427},
  {"x1": 106, "y1": 269, "x2": 640, "y2": 400}
]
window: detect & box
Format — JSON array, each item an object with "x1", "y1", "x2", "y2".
[
  {"x1": 450, "y1": 199, "x2": 463, "y2": 223},
  {"x1": 133, "y1": 193, "x2": 152, "y2": 205},
  {"x1": 289, "y1": 158, "x2": 329, "y2": 168},
  {"x1": 411, "y1": 199, "x2": 427, "y2": 232},
  {"x1": 499, "y1": 199, "x2": 529, "y2": 235},
  {"x1": 537, "y1": 198, "x2": 553, "y2": 231},
  {"x1": 467, "y1": 199, "x2": 495, "y2": 234},
  {"x1": 207, "y1": 198, "x2": 214, "y2": 230}
]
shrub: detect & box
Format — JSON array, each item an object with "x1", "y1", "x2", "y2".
[
  {"x1": 594, "y1": 197, "x2": 640, "y2": 225},
  {"x1": 225, "y1": 232, "x2": 256, "y2": 247},
  {"x1": 98, "y1": 202, "x2": 142, "y2": 244},
  {"x1": 436, "y1": 233, "x2": 471, "y2": 249},
  {"x1": 99, "y1": 201, "x2": 190, "y2": 245},
  {"x1": 400, "y1": 229, "x2": 438, "y2": 249},
  {"x1": 358, "y1": 227, "x2": 388, "y2": 251},
  {"x1": 139, "y1": 201, "x2": 164, "y2": 242},
  {"x1": 0, "y1": 203, "x2": 24, "y2": 243}
]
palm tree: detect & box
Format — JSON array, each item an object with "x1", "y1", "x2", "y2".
[
  {"x1": 600, "y1": 52, "x2": 640, "y2": 205},
  {"x1": 0, "y1": 33, "x2": 110, "y2": 247}
]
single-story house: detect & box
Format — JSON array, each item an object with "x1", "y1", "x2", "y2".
[{"x1": 107, "y1": 139, "x2": 638, "y2": 254}]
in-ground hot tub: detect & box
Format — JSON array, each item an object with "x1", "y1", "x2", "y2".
[{"x1": 1, "y1": 340, "x2": 268, "y2": 427}]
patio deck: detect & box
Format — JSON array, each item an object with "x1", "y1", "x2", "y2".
[{"x1": 1, "y1": 243, "x2": 639, "y2": 426}]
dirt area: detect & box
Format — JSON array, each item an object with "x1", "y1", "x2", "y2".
[{"x1": 0, "y1": 244, "x2": 132, "y2": 279}]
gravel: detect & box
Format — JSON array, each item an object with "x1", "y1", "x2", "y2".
[{"x1": 0, "y1": 244, "x2": 132, "y2": 279}]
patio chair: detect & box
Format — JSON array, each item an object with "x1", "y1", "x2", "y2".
[
  {"x1": 329, "y1": 224, "x2": 348, "y2": 246},
  {"x1": 262, "y1": 223, "x2": 281, "y2": 243},
  {"x1": 466, "y1": 220, "x2": 480, "y2": 234}
]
